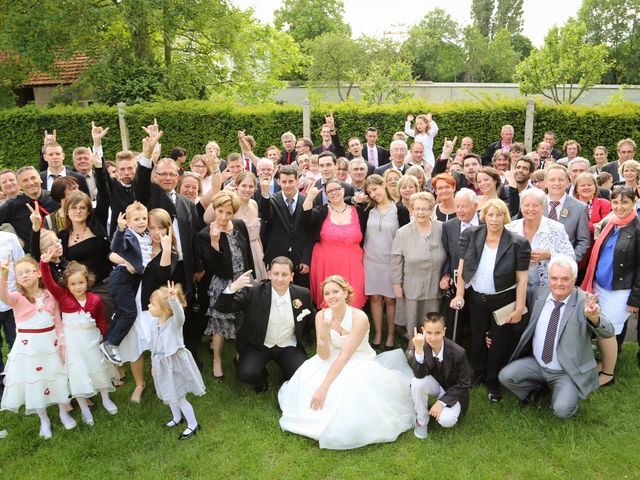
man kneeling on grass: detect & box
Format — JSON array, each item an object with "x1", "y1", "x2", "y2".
[
  {"x1": 408, "y1": 312, "x2": 470, "y2": 439},
  {"x1": 499, "y1": 255, "x2": 614, "y2": 419}
]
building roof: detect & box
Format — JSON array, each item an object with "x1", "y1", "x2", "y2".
[{"x1": 0, "y1": 53, "x2": 91, "y2": 87}]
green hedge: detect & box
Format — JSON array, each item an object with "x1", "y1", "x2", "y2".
[{"x1": 0, "y1": 99, "x2": 639, "y2": 170}]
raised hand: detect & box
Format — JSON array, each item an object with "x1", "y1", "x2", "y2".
[
  {"x1": 210, "y1": 222, "x2": 221, "y2": 246},
  {"x1": 412, "y1": 327, "x2": 425, "y2": 353},
  {"x1": 160, "y1": 231, "x2": 172, "y2": 251},
  {"x1": 117, "y1": 212, "x2": 127, "y2": 231},
  {"x1": 43, "y1": 129, "x2": 57, "y2": 146},
  {"x1": 426, "y1": 112, "x2": 433, "y2": 122},
  {"x1": 260, "y1": 175, "x2": 272, "y2": 195},
  {"x1": 91, "y1": 152, "x2": 103, "y2": 168},
  {"x1": 324, "y1": 113, "x2": 335, "y2": 130},
  {"x1": 441, "y1": 136, "x2": 457, "y2": 158},
  {"x1": 0, "y1": 254, "x2": 11, "y2": 279},
  {"x1": 237, "y1": 130, "x2": 245, "y2": 139},
  {"x1": 228, "y1": 270, "x2": 253, "y2": 293},
  {"x1": 406, "y1": 114, "x2": 414, "y2": 122},
  {"x1": 166, "y1": 280, "x2": 177, "y2": 299},
  {"x1": 584, "y1": 293, "x2": 601, "y2": 322},
  {"x1": 26, "y1": 201, "x2": 42, "y2": 231},
  {"x1": 40, "y1": 248, "x2": 52, "y2": 264},
  {"x1": 306, "y1": 186, "x2": 320, "y2": 200},
  {"x1": 91, "y1": 121, "x2": 109, "y2": 145},
  {"x1": 141, "y1": 119, "x2": 163, "y2": 157}
]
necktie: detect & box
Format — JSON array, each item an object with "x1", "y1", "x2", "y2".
[
  {"x1": 245, "y1": 157, "x2": 251, "y2": 172},
  {"x1": 170, "y1": 191, "x2": 177, "y2": 205},
  {"x1": 287, "y1": 152, "x2": 292, "y2": 165},
  {"x1": 369, "y1": 148, "x2": 376, "y2": 165},
  {"x1": 541, "y1": 300, "x2": 564, "y2": 364},
  {"x1": 548, "y1": 201, "x2": 560, "y2": 221},
  {"x1": 123, "y1": 185, "x2": 132, "y2": 193},
  {"x1": 286, "y1": 197, "x2": 294, "y2": 215}
]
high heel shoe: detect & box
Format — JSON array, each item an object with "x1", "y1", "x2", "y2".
[
  {"x1": 213, "y1": 373, "x2": 225, "y2": 383},
  {"x1": 599, "y1": 372, "x2": 615, "y2": 388},
  {"x1": 131, "y1": 383, "x2": 146, "y2": 404}
]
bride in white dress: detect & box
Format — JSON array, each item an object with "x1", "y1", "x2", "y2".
[{"x1": 278, "y1": 275, "x2": 414, "y2": 450}]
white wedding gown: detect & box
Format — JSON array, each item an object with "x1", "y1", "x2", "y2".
[{"x1": 278, "y1": 307, "x2": 415, "y2": 450}]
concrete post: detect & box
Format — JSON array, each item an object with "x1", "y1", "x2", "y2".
[
  {"x1": 302, "y1": 99, "x2": 311, "y2": 139},
  {"x1": 117, "y1": 102, "x2": 130, "y2": 151},
  {"x1": 524, "y1": 98, "x2": 535, "y2": 152}
]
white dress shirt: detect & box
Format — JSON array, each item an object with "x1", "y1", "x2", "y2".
[
  {"x1": 264, "y1": 288, "x2": 296, "y2": 348},
  {"x1": 532, "y1": 293, "x2": 571, "y2": 371},
  {"x1": 46, "y1": 168, "x2": 67, "y2": 190},
  {"x1": 546, "y1": 193, "x2": 567, "y2": 217},
  {"x1": 414, "y1": 342, "x2": 444, "y2": 364}
]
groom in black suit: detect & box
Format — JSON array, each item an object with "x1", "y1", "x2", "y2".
[{"x1": 215, "y1": 257, "x2": 316, "y2": 394}]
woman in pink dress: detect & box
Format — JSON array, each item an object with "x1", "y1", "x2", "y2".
[{"x1": 303, "y1": 179, "x2": 366, "y2": 308}]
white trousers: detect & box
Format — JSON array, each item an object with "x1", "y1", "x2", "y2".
[{"x1": 411, "y1": 375, "x2": 461, "y2": 428}]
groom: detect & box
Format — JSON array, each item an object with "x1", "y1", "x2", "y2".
[{"x1": 215, "y1": 257, "x2": 315, "y2": 394}]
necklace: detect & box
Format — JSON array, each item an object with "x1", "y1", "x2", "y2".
[
  {"x1": 71, "y1": 225, "x2": 88, "y2": 243},
  {"x1": 329, "y1": 203, "x2": 348, "y2": 214},
  {"x1": 377, "y1": 203, "x2": 394, "y2": 231}
]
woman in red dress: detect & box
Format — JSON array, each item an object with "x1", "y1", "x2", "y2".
[{"x1": 303, "y1": 179, "x2": 366, "y2": 308}]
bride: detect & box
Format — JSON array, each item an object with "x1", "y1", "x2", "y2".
[{"x1": 278, "y1": 275, "x2": 414, "y2": 450}]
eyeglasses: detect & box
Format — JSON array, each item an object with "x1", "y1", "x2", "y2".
[
  {"x1": 15, "y1": 269, "x2": 37, "y2": 277},
  {"x1": 326, "y1": 187, "x2": 343, "y2": 195},
  {"x1": 337, "y1": 168, "x2": 348, "y2": 172},
  {"x1": 156, "y1": 172, "x2": 178, "y2": 178}
]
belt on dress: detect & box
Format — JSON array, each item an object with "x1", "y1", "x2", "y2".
[
  {"x1": 64, "y1": 323, "x2": 95, "y2": 331},
  {"x1": 17, "y1": 325, "x2": 55, "y2": 333}
]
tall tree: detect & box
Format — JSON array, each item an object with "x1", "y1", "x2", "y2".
[
  {"x1": 471, "y1": 0, "x2": 495, "y2": 37},
  {"x1": 358, "y1": 37, "x2": 413, "y2": 104},
  {"x1": 401, "y1": 8, "x2": 466, "y2": 82},
  {"x1": 493, "y1": 0, "x2": 524, "y2": 34},
  {"x1": 273, "y1": 0, "x2": 351, "y2": 45},
  {"x1": 514, "y1": 20, "x2": 611, "y2": 104}
]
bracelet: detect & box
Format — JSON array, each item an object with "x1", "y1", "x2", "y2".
[{"x1": 211, "y1": 169, "x2": 221, "y2": 174}]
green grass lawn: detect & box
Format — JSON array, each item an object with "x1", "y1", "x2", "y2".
[{"x1": 1, "y1": 343, "x2": 639, "y2": 480}]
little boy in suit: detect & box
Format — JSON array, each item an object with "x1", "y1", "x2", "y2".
[
  {"x1": 408, "y1": 312, "x2": 471, "y2": 439},
  {"x1": 101, "y1": 202, "x2": 152, "y2": 364}
]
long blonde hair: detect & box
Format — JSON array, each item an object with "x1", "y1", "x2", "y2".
[{"x1": 148, "y1": 208, "x2": 178, "y2": 251}]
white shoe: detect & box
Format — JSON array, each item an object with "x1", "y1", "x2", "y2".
[
  {"x1": 414, "y1": 422, "x2": 428, "y2": 440},
  {"x1": 82, "y1": 411, "x2": 95, "y2": 426},
  {"x1": 61, "y1": 417, "x2": 77, "y2": 431},
  {"x1": 39, "y1": 425, "x2": 52, "y2": 439}
]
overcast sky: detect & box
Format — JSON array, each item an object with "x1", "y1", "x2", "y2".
[{"x1": 232, "y1": 0, "x2": 583, "y2": 47}]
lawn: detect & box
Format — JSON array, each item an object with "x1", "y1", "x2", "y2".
[{"x1": 1, "y1": 343, "x2": 639, "y2": 480}]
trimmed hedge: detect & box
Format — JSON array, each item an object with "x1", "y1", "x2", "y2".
[{"x1": 0, "y1": 99, "x2": 639, "y2": 171}]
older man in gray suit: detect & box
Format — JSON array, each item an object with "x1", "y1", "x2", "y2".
[
  {"x1": 499, "y1": 255, "x2": 614, "y2": 419},
  {"x1": 544, "y1": 164, "x2": 591, "y2": 262}
]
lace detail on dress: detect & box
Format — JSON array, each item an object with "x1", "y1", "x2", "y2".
[{"x1": 319, "y1": 206, "x2": 362, "y2": 245}]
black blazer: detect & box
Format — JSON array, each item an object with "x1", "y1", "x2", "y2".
[
  {"x1": 106, "y1": 178, "x2": 136, "y2": 237},
  {"x1": 374, "y1": 162, "x2": 409, "y2": 176},
  {"x1": 311, "y1": 132, "x2": 345, "y2": 158},
  {"x1": 134, "y1": 162, "x2": 203, "y2": 297},
  {"x1": 459, "y1": 225, "x2": 531, "y2": 292},
  {"x1": 603, "y1": 161, "x2": 620, "y2": 183},
  {"x1": 408, "y1": 337, "x2": 470, "y2": 415},
  {"x1": 312, "y1": 179, "x2": 355, "y2": 207},
  {"x1": 259, "y1": 192, "x2": 313, "y2": 267},
  {"x1": 441, "y1": 216, "x2": 479, "y2": 278},
  {"x1": 280, "y1": 149, "x2": 297, "y2": 166},
  {"x1": 482, "y1": 140, "x2": 507, "y2": 166},
  {"x1": 596, "y1": 217, "x2": 640, "y2": 306},
  {"x1": 198, "y1": 219, "x2": 255, "y2": 282},
  {"x1": 39, "y1": 167, "x2": 91, "y2": 197},
  {"x1": 362, "y1": 145, "x2": 390, "y2": 167},
  {"x1": 214, "y1": 280, "x2": 315, "y2": 352},
  {"x1": 0, "y1": 192, "x2": 58, "y2": 250}
]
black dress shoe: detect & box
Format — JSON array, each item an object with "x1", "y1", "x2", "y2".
[
  {"x1": 179, "y1": 424, "x2": 200, "y2": 440},
  {"x1": 213, "y1": 374, "x2": 224, "y2": 383},
  {"x1": 488, "y1": 393, "x2": 502, "y2": 402},
  {"x1": 471, "y1": 373, "x2": 486, "y2": 387},
  {"x1": 165, "y1": 418, "x2": 183, "y2": 428},
  {"x1": 254, "y1": 383, "x2": 269, "y2": 395}
]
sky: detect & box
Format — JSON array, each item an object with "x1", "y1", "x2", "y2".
[{"x1": 231, "y1": 0, "x2": 583, "y2": 47}]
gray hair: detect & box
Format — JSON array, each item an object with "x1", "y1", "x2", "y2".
[
  {"x1": 567, "y1": 157, "x2": 590, "y2": 170},
  {"x1": 455, "y1": 188, "x2": 478, "y2": 203},
  {"x1": 548, "y1": 254, "x2": 578, "y2": 279},
  {"x1": 281, "y1": 131, "x2": 296, "y2": 143},
  {"x1": 390, "y1": 139, "x2": 408, "y2": 151},
  {"x1": 519, "y1": 187, "x2": 546, "y2": 205}
]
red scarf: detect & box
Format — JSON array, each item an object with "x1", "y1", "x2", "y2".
[{"x1": 580, "y1": 210, "x2": 638, "y2": 293}]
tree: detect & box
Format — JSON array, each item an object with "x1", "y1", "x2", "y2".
[
  {"x1": 273, "y1": 0, "x2": 351, "y2": 45},
  {"x1": 494, "y1": 0, "x2": 524, "y2": 34},
  {"x1": 511, "y1": 33, "x2": 534, "y2": 59},
  {"x1": 401, "y1": 8, "x2": 466, "y2": 82},
  {"x1": 578, "y1": 0, "x2": 640, "y2": 83},
  {"x1": 0, "y1": 0, "x2": 304, "y2": 105},
  {"x1": 461, "y1": 26, "x2": 520, "y2": 82},
  {"x1": 471, "y1": 0, "x2": 495, "y2": 37},
  {"x1": 514, "y1": 20, "x2": 611, "y2": 104},
  {"x1": 358, "y1": 37, "x2": 413, "y2": 104}
]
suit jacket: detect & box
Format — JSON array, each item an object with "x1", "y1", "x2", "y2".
[
  {"x1": 111, "y1": 228, "x2": 145, "y2": 273},
  {"x1": 0, "y1": 192, "x2": 58, "y2": 250},
  {"x1": 362, "y1": 145, "x2": 390, "y2": 167},
  {"x1": 134, "y1": 162, "x2": 203, "y2": 297},
  {"x1": 408, "y1": 337, "x2": 471, "y2": 415},
  {"x1": 459, "y1": 225, "x2": 531, "y2": 292},
  {"x1": 214, "y1": 280, "x2": 315, "y2": 352},
  {"x1": 510, "y1": 287, "x2": 614, "y2": 399},
  {"x1": 198, "y1": 219, "x2": 254, "y2": 282},
  {"x1": 441, "y1": 215, "x2": 480, "y2": 278},
  {"x1": 603, "y1": 161, "x2": 620, "y2": 183},
  {"x1": 39, "y1": 167, "x2": 91, "y2": 197},
  {"x1": 482, "y1": 140, "x2": 509, "y2": 166},
  {"x1": 312, "y1": 179, "x2": 355, "y2": 207},
  {"x1": 106, "y1": 178, "x2": 136, "y2": 237},
  {"x1": 259, "y1": 192, "x2": 312, "y2": 267},
  {"x1": 312, "y1": 132, "x2": 345, "y2": 158},
  {"x1": 374, "y1": 162, "x2": 409, "y2": 176},
  {"x1": 280, "y1": 149, "x2": 297, "y2": 166},
  {"x1": 544, "y1": 195, "x2": 591, "y2": 262}
]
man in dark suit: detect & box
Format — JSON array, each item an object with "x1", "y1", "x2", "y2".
[
  {"x1": 408, "y1": 312, "x2": 470, "y2": 438},
  {"x1": 375, "y1": 140, "x2": 410, "y2": 176},
  {"x1": 314, "y1": 152, "x2": 355, "y2": 206},
  {"x1": 311, "y1": 115, "x2": 345, "y2": 157},
  {"x1": 135, "y1": 124, "x2": 205, "y2": 362},
  {"x1": 440, "y1": 188, "x2": 480, "y2": 345},
  {"x1": 482, "y1": 125, "x2": 515, "y2": 166},
  {"x1": 40, "y1": 143, "x2": 91, "y2": 197},
  {"x1": 280, "y1": 131, "x2": 297, "y2": 166},
  {"x1": 542, "y1": 131, "x2": 563, "y2": 160},
  {"x1": 603, "y1": 138, "x2": 636, "y2": 183},
  {"x1": 499, "y1": 255, "x2": 614, "y2": 418},
  {"x1": 215, "y1": 257, "x2": 316, "y2": 394},
  {"x1": 345, "y1": 138, "x2": 375, "y2": 176},
  {"x1": 258, "y1": 166, "x2": 312, "y2": 289},
  {"x1": 362, "y1": 127, "x2": 389, "y2": 168},
  {"x1": 104, "y1": 151, "x2": 137, "y2": 236}
]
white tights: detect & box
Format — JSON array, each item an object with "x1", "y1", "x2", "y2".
[{"x1": 169, "y1": 397, "x2": 198, "y2": 433}]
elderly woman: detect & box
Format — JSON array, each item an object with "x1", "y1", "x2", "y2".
[
  {"x1": 581, "y1": 187, "x2": 640, "y2": 387},
  {"x1": 362, "y1": 175, "x2": 410, "y2": 349},
  {"x1": 505, "y1": 188, "x2": 574, "y2": 287},
  {"x1": 304, "y1": 179, "x2": 366, "y2": 309},
  {"x1": 451, "y1": 199, "x2": 530, "y2": 401},
  {"x1": 590, "y1": 146, "x2": 609, "y2": 175},
  {"x1": 391, "y1": 192, "x2": 446, "y2": 340},
  {"x1": 432, "y1": 173, "x2": 456, "y2": 222},
  {"x1": 200, "y1": 191, "x2": 254, "y2": 381}
]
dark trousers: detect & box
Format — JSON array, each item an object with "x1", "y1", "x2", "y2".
[
  {"x1": 444, "y1": 287, "x2": 471, "y2": 345},
  {"x1": 107, "y1": 267, "x2": 140, "y2": 345},
  {"x1": 183, "y1": 280, "x2": 209, "y2": 366},
  {"x1": 0, "y1": 309, "x2": 16, "y2": 371},
  {"x1": 236, "y1": 342, "x2": 306, "y2": 389},
  {"x1": 469, "y1": 287, "x2": 520, "y2": 396}
]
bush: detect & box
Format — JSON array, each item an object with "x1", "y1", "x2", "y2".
[{"x1": 0, "y1": 99, "x2": 639, "y2": 171}]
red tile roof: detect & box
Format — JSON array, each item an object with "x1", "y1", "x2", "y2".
[{"x1": 0, "y1": 53, "x2": 91, "y2": 87}]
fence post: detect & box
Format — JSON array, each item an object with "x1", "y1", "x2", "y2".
[
  {"x1": 524, "y1": 98, "x2": 535, "y2": 152},
  {"x1": 302, "y1": 99, "x2": 311, "y2": 140},
  {"x1": 117, "y1": 102, "x2": 130, "y2": 151}
]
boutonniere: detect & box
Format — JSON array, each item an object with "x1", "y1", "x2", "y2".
[
  {"x1": 292, "y1": 299, "x2": 302, "y2": 309},
  {"x1": 297, "y1": 308, "x2": 311, "y2": 322},
  {"x1": 560, "y1": 208, "x2": 569, "y2": 218}
]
